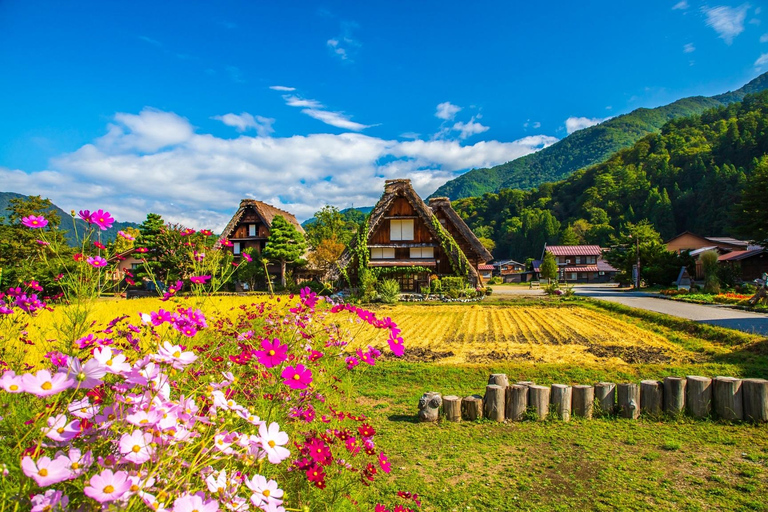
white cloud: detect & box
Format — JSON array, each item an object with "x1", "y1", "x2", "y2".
[
  {"x1": 761, "y1": 33, "x2": 768, "y2": 42},
  {"x1": 452, "y1": 118, "x2": 490, "y2": 139},
  {"x1": 327, "y1": 21, "x2": 361, "y2": 62},
  {"x1": 565, "y1": 116, "x2": 609, "y2": 135},
  {"x1": 269, "y1": 85, "x2": 296, "y2": 91},
  {"x1": 756, "y1": 53, "x2": 768, "y2": 66},
  {"x1": 703, "y1": 5, "x2": 749, "y2": 44},
  {"x1": 533, "y1": 121, "x2": 541, "y2": 129},
  {"x1": 283, "y1": 95, "x2": 324, "y2": 109},
  {"x1": 213, "y1": 113, "x2": 275, "y2": 136},
  {"x1": 2, "y1": 109, "x2": 559, "y2": 229},
  {"x1": 300, "y1": 109, "x2": 371, "y2": 131},
  {"x1": 684, "y1": 43, "x2": 696, "y2": 53},
  {"x1": 673, "y1": 0, "x2": 689, "y2": 9},
  {"x1": 435, "y1": 102, "x2": 462, "y2": 120}
]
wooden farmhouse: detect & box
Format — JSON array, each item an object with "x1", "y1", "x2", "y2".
[
  {"x1": 328, "y1": 179, "x2": 492, "y2": 292},
  {"x1": 533, "y1": 245, "x2": 617, "y2": 283}
]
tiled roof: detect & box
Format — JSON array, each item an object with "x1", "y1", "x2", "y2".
[
  {"x1": 545, "y1": 245, "x2": 602, "y2": 256},
  {"x1": 478, "y1": 264, "x2": 494, "y2": 270},
  {"x1": 596, "y1": 259, "x2": 618, "y2": 272},
  {"x1": 369, "y1": 260, "x2": 436, "y2": 267},
  {"x1": 562, "y1": 265, "x2": 599, "y2": 272},
  {"x1": 532, "y1": 259, "x2": 541, "y2": 272},
  {"x1": 705, "y1": 237, "x2": 749, "y2": 247},
  {"x1": 719, "y1": 249, "x2": 766, "y2": 262}
]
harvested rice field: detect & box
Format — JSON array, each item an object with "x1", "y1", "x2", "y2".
[{"x1": 348, "y1": 303, "x2": 731, "y2": 365}]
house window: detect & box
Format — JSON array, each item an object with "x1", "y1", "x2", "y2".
[
  {"x1": 575, "y1": 256, "x2": 582, "y2": 264},
  {"x1": 570, "y1": 273, "x2": 577, "y2": 280},
  {"x1": 248, "y1": 224, "x2": 256, "y2": 237},
  {"x1": 409, "y1": 247, "x2": 434, "y2": 259},
  {"x1": 233, "y1": 242, "x2": 241, "y2": 255},
  {"x1": 390, "y1": 219, "x2": 414, "y2": 241},
  {"x1": 371, "y1": 248, "x2": 395, "y2": 259},
  {"x1": 587, "y1": 256, "x2": 596, "y2": 264}
]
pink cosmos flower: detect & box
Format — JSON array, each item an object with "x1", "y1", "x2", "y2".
[
  {"x1": 245, "y1": 474, "x2": 284, "y2": 507},
  {"x1": 379, "y1": 452, "x2": 391, "y2": 473},
  {"x1": 42, "y1": 414, "x2": 81, "y2": 442},
  {"x1": 30, "y1": 490, "x2": 69, "y2": 512},
  {"x1": 242, "y1": 252, "x2": 253, "y2": 263},
  {"x1": 21, "y1": 369, "x2": 74, "y2": 397},
  {"x1": 84, "y1": 469, "x2": 131, "y2": 503},
  {"x1": 93, "y1": 241, "x2": 106, "y2": 250},
  {"x1": 86, "y1": 256, "x2": 108, "y2": 268},
  {"x1": 259, "y1": 422, "x2": 290, "y2": 464},
  {"x1": 78, "y1": 210, "x2": 92, "y2": 223},
  {"x1": 155, "y1": 341, "x2": 197, "y2": 369},
  {"x1": 21, "y1": 455, "x2": 72, "y2": 487},
  {"x1": 173, "y1": 492, "x2": 220, "y2": 512},
  {"x1": 190, "y1": 275, "x2": 211, "y2": 284},
  {"x1": 60, "y1": 448, "x2": 92, "y2": 477},
  {"x1": 254, "y1": 338, "x2": 288, "y2": 369},
  {"x1": 0, "y1": 371, "x2": 24, "y2": 393},
  {"x1": 388, "y1": 335, "x2": 405, "y2": 357},
  {"x1": 90, "y1": 209, "x2": 114, "y2": 231},
  {"x1": 65, "y1": 356, "x2": 107, "y2": 388},
  {"x1": 93, "y1": 346, "x2": 131, "y2": 374},
  {"x1": 280, "y1": 364, "x2": 312, "y2": 390},
  {"x1": 22, "y1": 215, "x2": 48, "y2": 229},
  {"x1": 200, "y1": 229, "x2": 214, "y2": 236},
  {"x1": 119, "y1": 431, "x2": 155, "y2": 464},
  {"x1": 36, "y1": 240, "x2": 50, "y2": 246},
  {"x1": 117, "y1": 230, "x2": 135, "y2": 241}
]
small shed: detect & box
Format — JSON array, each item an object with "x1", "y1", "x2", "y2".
[{"x1": 676, "y1": 266, "x2": 692, "y2": 291}]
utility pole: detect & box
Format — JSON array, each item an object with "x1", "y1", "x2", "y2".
[{"x1": 635, "y1": 235, "x2": 640, "y2": 290}]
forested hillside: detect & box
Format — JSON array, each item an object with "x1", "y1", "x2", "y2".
[
  {"x1": 453, "y1": 91, "x2": 768, "y2": 262},
  {"x1": 432, "y1": 72, "x2": 768, "y2": 200}
]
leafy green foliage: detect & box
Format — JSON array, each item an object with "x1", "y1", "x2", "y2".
[
  {"x1": 263, "y1": 215, "x2": 308, "y2": 287},
  {"x1": 377, "y1": 279, "x2": 400, "y2": 303},
  {"x1": 735, "y1": 155, "x2": 768, "y2": 244},
  {"x1": 539, "y1": 252, "x2": 558, "y2": 283},
  {"x1": 304, "y1": 205, "x2": 358, "y2": 248}
]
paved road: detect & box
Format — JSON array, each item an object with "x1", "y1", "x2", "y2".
[
  {"x1": 490, "y1": 284, "x2": 768, "y2": 336},
  {"x1": 573, "y1": 284, "x2": 768, "y2": 336}
]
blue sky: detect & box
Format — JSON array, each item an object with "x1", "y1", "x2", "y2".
[{"x1": 0, "y1": 0, "x2": 766, "y2": 227}]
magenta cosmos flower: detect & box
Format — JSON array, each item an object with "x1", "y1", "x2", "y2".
[
  {"x1": 22, "y1": 215, "x2": 48, "y2": 229},
  {"x1": 21, "y1": 455, "x2": 72, "y2": 487},
  {"x1": 117, "y1": 230, "x2": 135, "y2": 241},
  {"x1": 189, "y1": 275, "x2": 211, "y2": 284},
  {"x1": 281, "y1": 364, "x2": 312, "y2": 390},
  {"x1": 254, "y1": 338, "x2": 288, "y2": 368},
  {"x1": 86, "y1": 256, "x2": 108, "y2": 268},
  {"x1": 21, "y1": 369, "x2": 74, "y2": 397},
  {"x1": 84, "y1": 469, "x2": 131, "y2": 503},
  {"x1": 90, "y1": 209, "x2": 114, "y2": 231}
]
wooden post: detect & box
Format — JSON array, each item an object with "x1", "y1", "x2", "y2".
[
  {"x1": 484, "y1": 385, "x2": 505, "y2": 422},
  {"x1": 640, "y1": 380, "x2": 663, "y2": 417},
  {"x1": 529, "y1": 385, "x2": 551, "y2": 420},
  {"x1": 663, "y1": 377, "x2": 686, "y2": 416},
  {"x1": 594, "y1": 382, "x2": 616, "y2": 417},
  {"x1": 517, "y1": 381, "x2": 534, "y2": 387},
  {"x1": 714, "y1": 376, "x2": 743, "y2": 421},
  {"x1": 686, "y1": 376, "x2": 712, "y2": 418},
  {"x1": 572, "y1": 385, "x2": 594, "y2": 419},
  {"x1": 417, "y1": 392, "x2": 442, "y2": 423},
  {"x1": 743, "y1": 378, "x2": 768, "y2": 423},
  {"x1": 443, "y1": 395, "x2": 461, "y2": 422},
  {"x1": 461, "y1": 395, "x2": 483, "y2": 421},
  {"x1": 550, "y1": 384, "x2": 572, "y2": 422},
  {"x1": 506, "y1": 384, "x2": 528, "y2": 421},
  {"x1": 488, "y1": 374, "x2": 510, "y2": 389},
  {"x1": 617, "y1": 383, "x2": 640, "y2": 419}
]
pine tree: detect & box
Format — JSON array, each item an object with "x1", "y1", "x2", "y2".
[{"x1": 263, "y1": 215, "x2": 307, "y2": 287}]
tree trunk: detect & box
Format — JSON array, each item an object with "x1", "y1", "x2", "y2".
[
  {"x1": 280, "y1": 260, "x2": 287, "y2": 288},
  {"x1": 529, "y1": 385, "x2": 550, "y2": 420},
  {"x1": 714, "y1": 376, "x2": 743, "y2": 421},
  {"x1": 572, "y1": 385, "x2": 594, "y2": 419},
  {"x1": 617, "y1": 383, "x2": 640, "y2": 419},
  {"x1": 743, "y1": 378, "x2": 768, "y2": 423},
  {"x1": 551, "y1": 384, "x2": 572, "y2": 422},
  {"x1": 640, "y1": 380, "x2": 663, "y2": 417},
  {"x1": 506, "y1": 384, "x2": 528, "y2": 421},
  {"x1": 594, "y1": 382, "x2": 616, "y2": 417},
  {"x1": 443, "y1": 395, "x2": 461, "y2": 422},
  {"x1": 484, "y1": 384, "x2": 505, "y2": 422},
  {"x1": 686, "y1": 376, "x2": 712, "y2": 419},
  {"x1": 488, "y1": 374, "x2": 509, "y2": 389},
  {"x1": 461, "y1": 395, "x2": 483, "y2": 421},
  {"x1": 663, "y1": 377, "x2": 686, "y2": 416}
]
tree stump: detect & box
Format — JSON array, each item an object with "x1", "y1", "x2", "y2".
[
  {"x1": 488, "y1": 374, "x2": 510, "y2": 389},
  {"x1": 714, "y1": 376, "x2": 743, "y2": 421},
  {"x1": 663, "y1": 377, "x2": 686, "y2": 416},
  {"x1": 617, "y1": 383, "x2": 640, "y2": 419},
  {"x1": 686, "y1": 376, "x2": 712, "y2": 418},
  {"x1": 640, "y1": 380, "x2": 663, "y2": 417},
  {"x1": 506, "y1": 384, "x2": 528, "y2": 421},
  {"x1": 461, "y1": 395, "x2": 483, "y2": 421},
  {"x1": 417, "y1": 392, "x2": 442, "y2": 422},
  {"x1": 551, "y1": 384, "x2": 572, "y2": 422},
  {"x1": 743, "y1": 378, "x2": 768, "y2": 423},
  {"x1": 484, "y1": 384, "x2": 505, "y2": 422},
  {"x1": 517, "y1": 381, "x2": 535, "y2": 387},
  {"x1": 443, "y1": 395, "x2": 461, "y2": 422},
  {"x1": 529, "y1": 385, "x2": 551, "y2": 420},
  {"x1": 572, "y1": 385, "x2": 594, "y2": 419},
  {"x1": 594, "y1": 382, "x2": 616, "y2": 417}
]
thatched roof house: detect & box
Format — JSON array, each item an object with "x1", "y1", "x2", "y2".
[{"x1": 219, "y1": 199, "x2": 305, "y2": 256}]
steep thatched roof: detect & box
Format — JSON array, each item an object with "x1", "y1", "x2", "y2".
[
  {"x1": 428, "y1": 197, "x2": 492, "y2": 262},
  {"x1": 327, "y1": 179, "x2": 480, "y2": 284},
  {"x1": 220, "y1": 200, "x2": 305, "y2": 241}
]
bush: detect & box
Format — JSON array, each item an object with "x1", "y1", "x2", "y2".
[
  {"x1": 486, "y1": 286, "x2": 493, "y2": 296},
  {"x1": 303, "y1": 280, "x2": 333, "y2": 295},
  {"x1": 430, "y1": 278, "x2": 442, "y2": 294},
  {"x1": 487, "y1": 276, "x2": 503, "y2": 285},
  {"x1": 377, "y1": 279, "x2": 400, "y2": 304}
]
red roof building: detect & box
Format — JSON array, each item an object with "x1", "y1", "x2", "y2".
[{"x1": 540, "y1": 244, "x2": 617, "y2": 283}]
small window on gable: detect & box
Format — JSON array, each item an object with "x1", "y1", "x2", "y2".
[
  {"x1": 233, "y1": 242, "x2": 241, "y2": 255},
  {"x1": 409, "y1": 247, "x2": 434, "y2": 259},
  {"x1": 371, "y1": 248, "x2": 395, "y2": 259},
  {"x1": 390, "y1": 219, "x2": 414, "y2": 241},
  {"x1": 248, "y1": 224, "x2": 256, "y2": 237}
]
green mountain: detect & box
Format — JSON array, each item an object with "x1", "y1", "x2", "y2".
[
  {"x1": 301, "y1": 206, "x2": 373, "y2": 228},
  {"x1": 432, "y1": 72, "x2": 768, "y2": 200},
  {"x1": 0, "y1": 191, "x2": 139, "y2": 246},
  {"x1": 452, "y1": 91, "x2": 768, "y2": 262}
]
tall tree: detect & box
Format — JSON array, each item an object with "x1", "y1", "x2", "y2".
[
  {"x1": 539, "y1": 251, "x2": 558, "y2": 284},
  {"x1": 736, "y1": 155, "x2": 768, "y2": 244},
  {"x1": 263, "y1": 215, "x2": 307, "y2": 287}
]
